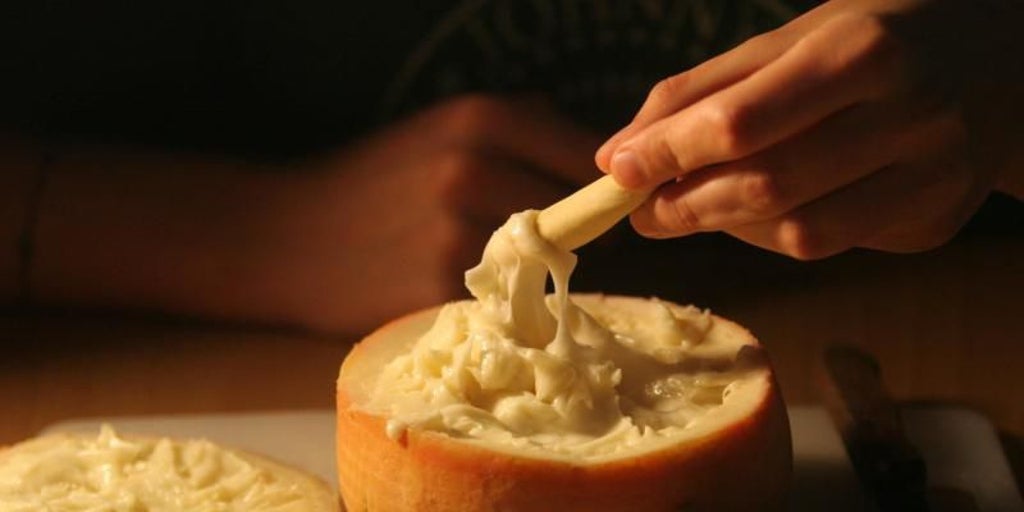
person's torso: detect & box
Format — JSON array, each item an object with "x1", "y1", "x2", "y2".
[{"x1": 6, "y1": 0, "x2": 817, "y2": 156}]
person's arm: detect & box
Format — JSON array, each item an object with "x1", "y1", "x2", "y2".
[
  {"x1": 597, "y1": 0, "x2": 1024, "y2": 259},
  {"x1": 3, "y1": 95, "x2": 601, "y2": 334},
  {"x1": 28, "y1": 142, "x2": 323, "y2": 325}
]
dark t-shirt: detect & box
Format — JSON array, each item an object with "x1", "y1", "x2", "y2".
[{"x1": 6, "y1": 0, "x2": 818, "y2": 155}]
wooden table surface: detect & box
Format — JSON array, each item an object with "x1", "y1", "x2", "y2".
[{"x1": 2, "y1": 229, "x2": 1021, "y2": 487}]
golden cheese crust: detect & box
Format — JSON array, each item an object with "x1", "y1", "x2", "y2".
[{"x1": 336, "y1": 297, "x2": 792, "y2": 512}]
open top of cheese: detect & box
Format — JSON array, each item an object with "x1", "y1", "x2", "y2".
[
  {"x1": 0, "y1": 425, "x2": 338, "y2": 512},
  {"x1": 347, "y1": 210, "x2": 772, "y2": 463}
]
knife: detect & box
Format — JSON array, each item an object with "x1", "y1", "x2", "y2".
[{"x1": 817, "y1": 345, "x2": 930, "y2": 512}]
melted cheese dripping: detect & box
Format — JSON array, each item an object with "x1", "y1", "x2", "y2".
[{"x1": 368, "y1": 210, "x2": 747, "y2": 459}]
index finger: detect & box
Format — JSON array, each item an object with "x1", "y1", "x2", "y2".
[
  {"x1": 609, "y1": 14, "x2": 902, "y2": 189},
  {"x1": 596, "y1": 30, "x2": 792, "y2": 172}
]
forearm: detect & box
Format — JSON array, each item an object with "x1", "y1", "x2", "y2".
[{"x1": 24, "y1": 141, "x2": 326, "y2": 327}]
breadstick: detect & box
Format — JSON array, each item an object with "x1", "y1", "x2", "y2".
[{"x1": 536, "y1": 174, "x2": 654, "y2": 251}]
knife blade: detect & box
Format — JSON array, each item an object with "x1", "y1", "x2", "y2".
[{"x1": 817, "y1": 345, "x2": 930, "y2": 512}]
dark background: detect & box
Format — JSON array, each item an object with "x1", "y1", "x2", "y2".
[{"x1": 2, "y1": 0, "x2": 1019, "y2": 308}]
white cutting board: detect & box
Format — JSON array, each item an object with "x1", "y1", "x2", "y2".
[{"x1": 43, "y1": 406, "x2": 1021, "y2": 511}]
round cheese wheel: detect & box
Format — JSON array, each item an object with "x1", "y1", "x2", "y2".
[{"x1": 337, "y1": 294, "x2": 791, "y2": 512}]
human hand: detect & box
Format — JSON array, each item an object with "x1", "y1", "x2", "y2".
[
  {"x1": 596, "y1": 0, "x2": 1024, "y2": 259},
  {"x1": 280, "y1": 95, "x2": 601, "y2": 332}
]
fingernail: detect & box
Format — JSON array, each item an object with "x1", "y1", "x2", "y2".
[
  {"x1": 595, "y1": 144, "x2": 612, "y2": 171},
  {"x1": 598, "y1": 126, "x2": 626, "y2": 169},
  {"x1": 595, "y1": 131, "x2": 626, "y2": 170},
  {"x1": 610, "y1": 150, "x2": 647, "y2": 189}
]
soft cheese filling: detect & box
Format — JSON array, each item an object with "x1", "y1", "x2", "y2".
[
  {"x1": 368, "y1": 210, "x2": 765, "y2": 459},
  {"x1": 0, "y1": 426, "x2": 320, "y2": 512}
]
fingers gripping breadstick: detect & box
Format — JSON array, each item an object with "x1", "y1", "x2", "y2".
[{"x1": 536, "y1": 175, "x2": 654, "y2": 251}]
